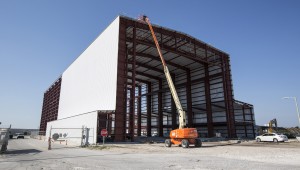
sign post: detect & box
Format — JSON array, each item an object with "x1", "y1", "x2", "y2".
[{"x1": 101, "y1": 129, "x2": 108, "y2": 146}]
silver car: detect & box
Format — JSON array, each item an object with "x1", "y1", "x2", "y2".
[{"x1": 256, "y1": 133, "x2": 288, "y2": 142}]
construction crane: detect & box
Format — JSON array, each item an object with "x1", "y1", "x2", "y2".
[
  {"x1": 268, "y1": 118, "x2": 277, "y2": 133},
  {"x1": 140, "y1": 15, "x2": 201, "y2": 148}
]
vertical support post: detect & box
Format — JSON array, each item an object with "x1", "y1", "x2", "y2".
[
  {"x1": 147, "y1": 82, "x2": 152, "y2": 137},
  {"x1": 158, "y1": 79, "x2": 163, "y2": 137},
  {"x1": 137, "y1": 86, "x2": 142, "y2": 136},
  {"x1": 186, "y1": 70, "x2": 193, "y2": 128},
  {"x1": 171, "y1": 75, "x2": 177, "y2": 130},
  {"x1": 115, "y1": 19, "x2": 127, "y2": 141},
  {"x1": 242, "y1": 106, "x2": 247, "y2": 137},
  {"x1": 107, "y1": 113, "x2": 112, "y2": 136},
  {"x1": 221, "y1": 54, "x2": 236, "y2": 138},
  {"x1": 204, "y1": 64, "x2": 214, "y2": 137},
  {"x1": 250, "y1": 107, "x2": 255, "y2": 137},
  {"x1": 129, "y1": 24, "x2": 137, "y2": 141},
  {"x1": 123, "y1": 88, "x2": 128, "y2": 139},
  {"x1": 129, "y1": 87, "x2": 134, "y2": 141}
]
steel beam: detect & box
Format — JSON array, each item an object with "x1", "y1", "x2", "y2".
[
  {"x1": 136, "y1": 62, "x2": 165, "y2": 74},
  {"x1": 128, "y1": 70, "x2": 161, "y2": 81},
  {"x1": 127, "y1": 76, "x2": 150, "y2": 85},
  {"x1": 128, "y1": 51, "x2": 189, "y2": 71},
  {"x1": 139, "y1": 72, "x2": 223, "y2": 98},
  {"x1": 186, "y1": 70, "x2": 193, "y2": 128},
  {"x1": 128, "y1": 61, "x2": 165, "y2": 74},
  {"x1": 250, "y1": 108, "x2": 255, "y2": 136},
  {"x1": 171, "y1": 75, "x2": 177, "y2": 130},
  {"x1": 129, "y1": 25, "x2": 136, "y2": 141},
  {"x1": 221, "y1": 54, "x2": 236, "y2": 138},
  {"x1": 123, "y1": 17, "x2": 226, "y2": 61},
  {"x1": 211, "y1": 103, "x2": 226, "y2": 110},
  {"x1": 127, "y1": 37, "x2": 214, "y2": 66},
  {"x1": 204, "y1": 64, "x2": 214, "y2": 137},
  {"x1": 114, "y1": 20, "x2": 127, "y2": 141},
  {"x1": 242, "y1": 106, "x2": 247, "y2": 137},
  {"x1": 147, "y1": 82, "x2": 152, "y2": 137},
  {"x1": 158, "y1": 79, "x2": 163, "y2": 136},
  {"x1": 137, "y1": 86, "x2": 142, "y2": 136}
]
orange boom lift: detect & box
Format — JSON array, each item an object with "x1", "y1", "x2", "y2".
[{"x1": 140, "y1": 16, "x2": 202, "y2": 148}]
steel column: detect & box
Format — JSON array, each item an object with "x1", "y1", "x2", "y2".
[
  {"x1": 137, "y1": 86, "x2": 142, "y2": 136},
  {"x1": 147, "y1": 82, "x2": 152, "y2": 137},
  {"x1": 221, "y1": 54, "x2": 236, "y2": 138},
  {"x1": 186, "y1": 70, "x2": 193, "y2": 128},
  {"x1": 129, "y1": 25, "x2": 137, "y2": 141},
  {"x1": 242, "y1": 106, "x2": 247, "y2": 137},
  {"x1": 204, "y1": 64, "x2": 214, "y2": 137},
  {"x1": 158, "y1": 79, "x2": 163, "y2": 136},
  {"x1": 114, "y1": 20, "x2": 127, "y2": 141},
  {"x1": 250, "y1": 108, "x2": 255, "y2": 136},
  {"x1": 171, "y1": 75, "x2": 177, "y2": 130}
]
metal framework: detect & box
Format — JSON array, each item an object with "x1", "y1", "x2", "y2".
[
  {"x1": 39, "y1": 77, "x2": 61, "y2": 135},
  {"x1": 112, "y1": 16, "x2": 255, "y2": 141}
]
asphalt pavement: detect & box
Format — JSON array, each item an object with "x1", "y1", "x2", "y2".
[{"x1": 0, "y1": 138, "x2": 299, "y2": 170}]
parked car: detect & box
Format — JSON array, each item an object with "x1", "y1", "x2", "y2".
[
  {"x1": 15, "y1": 133, "x2": 25, "y2": 139},
  {"x1": 256, "y1": 133, "x2": 288, "y2": 142},
  {"x1": 296, "y1": 134, "x2": 300, "y2": 142}
]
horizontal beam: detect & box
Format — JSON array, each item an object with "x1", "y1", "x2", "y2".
[
  {"x1": 128, "y1": 61, "x2": 164, "y2": 74},
  {"x1": 139, "y1": 72, "x2": 223, "y2": 97},
  {"x1": 123, "y1": 18, "x2": 227, "y2": 57},
  {"x1": 128, "y1": 70, "x2": 161, "y2": 81},
  {"x1": 127, "y1": 76, "x2": 150, "y2": 84},
  {"x1": 127, "y1": 37, "x2": 213, "y2": 66},
  {"x1": 128, "y1": 51, "x2": 189, "y2": 71}
]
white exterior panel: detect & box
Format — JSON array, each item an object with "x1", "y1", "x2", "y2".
[
  {"x1": 58, "y1": 17, "x2": 120, "y2": 119},
  {"x1": 46, "y1": 111, "x2": 98, "y2": 145}
]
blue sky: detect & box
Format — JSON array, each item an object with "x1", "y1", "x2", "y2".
[{"x1": 0, "y1": 0, "x2": 299, "y2": 128}]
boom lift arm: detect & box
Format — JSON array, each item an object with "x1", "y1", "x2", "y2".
[
  {"x1": 140, "y1": 15, "x2": 200, "y2": 148},
  {"x1": 140, "y1": 16, "x2": 186, "y2": 129}
]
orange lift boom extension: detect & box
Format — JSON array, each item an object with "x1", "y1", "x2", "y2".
[{"x1": 140, "y1": 15, "x2": 202, "y2": 148}]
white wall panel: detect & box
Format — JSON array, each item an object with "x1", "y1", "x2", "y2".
[
  {"x1": 58, "y1": 17, "x2": 120, "y2": 119},
  {"x1": 46, "y1": 111, "x2": 98, "y2": 145}
]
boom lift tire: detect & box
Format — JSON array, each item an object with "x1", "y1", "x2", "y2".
[
  {"x1": 195, "y1": 139, "x2": 202, "y2": 147},
  {"x1": 181, "y1": 139, "x2": 189, "y2": 148},
  {"x1": 165, "y1": 139, "x2": 172, "y2": 147}
]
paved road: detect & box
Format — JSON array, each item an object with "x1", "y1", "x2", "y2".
[{"x1": 0, "y1": 139, "x2": 299, "y2": 170}]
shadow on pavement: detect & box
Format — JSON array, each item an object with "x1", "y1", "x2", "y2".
[
  {"x1": 0, "y1": 153, "x2": 127, "y2": 163},
  {"x1": 5, "y1": 149, "x2": 42, "y2": 155},
  {"x1": 201, "y1": 142, "x2": 241, "y2": 148}
]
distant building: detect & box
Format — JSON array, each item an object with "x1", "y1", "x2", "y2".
[{"x1": 40, "y1": 16, "x2": 255, "y2": 144}]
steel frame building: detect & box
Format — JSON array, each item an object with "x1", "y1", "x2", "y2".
[
  {"x1": 40, "y1": 16, "x2": 255, "y2": 143},
  {"x1": 39, "y1": 78, "x2": 61, "y2": 133}
]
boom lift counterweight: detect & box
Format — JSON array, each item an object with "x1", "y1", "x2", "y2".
[{"x1": 140, "y1": 15, "x2": 201, "y2": 148}]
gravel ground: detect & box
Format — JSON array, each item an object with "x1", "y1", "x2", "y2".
[{"x1": 0, "y1": 138, "x2": 300, "y2": 170}]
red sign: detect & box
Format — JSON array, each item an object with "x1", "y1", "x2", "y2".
[{"x1": 101, "y1": 129, "x2": 108, "y2": 137}]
